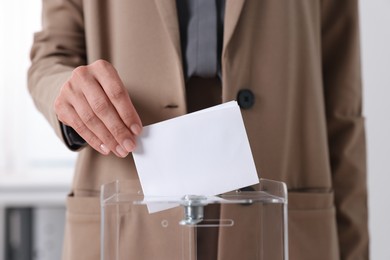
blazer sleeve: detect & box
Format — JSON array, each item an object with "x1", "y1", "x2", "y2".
[
  {"x1": 321, "y1": 1, "x2": 369, "y2": 259},
  {"x1": 28, "y1": 0, "x2": 86, "y2": 148}
]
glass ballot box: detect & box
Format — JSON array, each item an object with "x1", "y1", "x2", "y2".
[{"x1": 101, "y1": 179, "x2": 288, "y2": 260}]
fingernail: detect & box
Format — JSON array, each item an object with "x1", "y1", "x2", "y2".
[
  {"x1": 130, "y1": 124, "x2": 142, "y2": 135},
  {"x1": 100, "y1": 144, "x2": 110, "y2": 155},
  {"x1": 116, "y1": 145, "x2": 128, "y2": 158},
  {"x1": 123, "y1": 139, "x2": 135, "y2": 152}
]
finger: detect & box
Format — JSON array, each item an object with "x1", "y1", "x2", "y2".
[
  {"x1": 73, "y1": 65, "x2": 136, "y2": 154},
  {"x1": 75, "y1": 101, "x2": 132, "y2": 158},
  {"x1": 68, "y1": 68, "x2": 120, "y2": 149},
  {"x1": 61, "y1": 76, "x2": 129, "y2": 157},
  {"x1": 79, "y1": 80, "x2": 136, "y2": 154},
  {"x1": 56, "y1": 103, "x2": 111, "y2": 156},
  {"x1": 90, "y1": 60, "x2": 143, "y2": 135},
  {"x1": 71, "y1": 88, "x2": 133, "y2": 157}
]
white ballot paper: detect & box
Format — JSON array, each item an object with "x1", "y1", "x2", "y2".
[{"x1": 133, "y1": 101, "x2": 259, "y2": 213}]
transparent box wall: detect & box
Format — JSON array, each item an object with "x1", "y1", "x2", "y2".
[{"x1": 101, "y1": 179, "x2": 288, "y2": 260}]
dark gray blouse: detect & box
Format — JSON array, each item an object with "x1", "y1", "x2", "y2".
[{"x1": 176, "y1": 0, "x2": 225, "y2": 80}]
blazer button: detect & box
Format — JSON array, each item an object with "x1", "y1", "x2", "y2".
[{"x1": 237, "y1": 89, "x2": 254, "y2": 109}]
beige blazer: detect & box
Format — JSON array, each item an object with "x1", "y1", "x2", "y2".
[{"x1": 28, "y1": 0, "x2": 369, "y2": 259}]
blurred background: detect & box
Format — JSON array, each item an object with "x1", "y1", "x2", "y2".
[{"x1": 0, "y1": 0, "x2": 389, "y2": 259}]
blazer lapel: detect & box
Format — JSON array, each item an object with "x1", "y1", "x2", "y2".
[
  {"x1": 223, "y1": 0, "x2": 246, "y2": 56},
  {"x1": 154, "y1": 0, "x2": 182, "y2": 61}
]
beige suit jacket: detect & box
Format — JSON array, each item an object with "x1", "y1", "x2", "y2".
[{"x1": 28, "y1": 0, "x2": 369, "y2": 259}]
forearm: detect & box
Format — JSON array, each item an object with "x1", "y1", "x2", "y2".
[{"x1": 28, "y1": 0, "x2": 86, "y2": 147}]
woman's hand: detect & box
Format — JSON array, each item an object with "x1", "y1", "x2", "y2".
[{"x1": 55, "y1": 60, "x2": 142, "y2": 157}]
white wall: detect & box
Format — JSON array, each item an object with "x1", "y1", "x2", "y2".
[
  {"x1": 0, "y1": 1, "x2": 76, "y2": 182},
  {"x1": 360, "y1": 0, "x2": 390, "y2": 259},
  {"x1": 0, "y1": 0, "x2": 389, "y2": 259}
]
